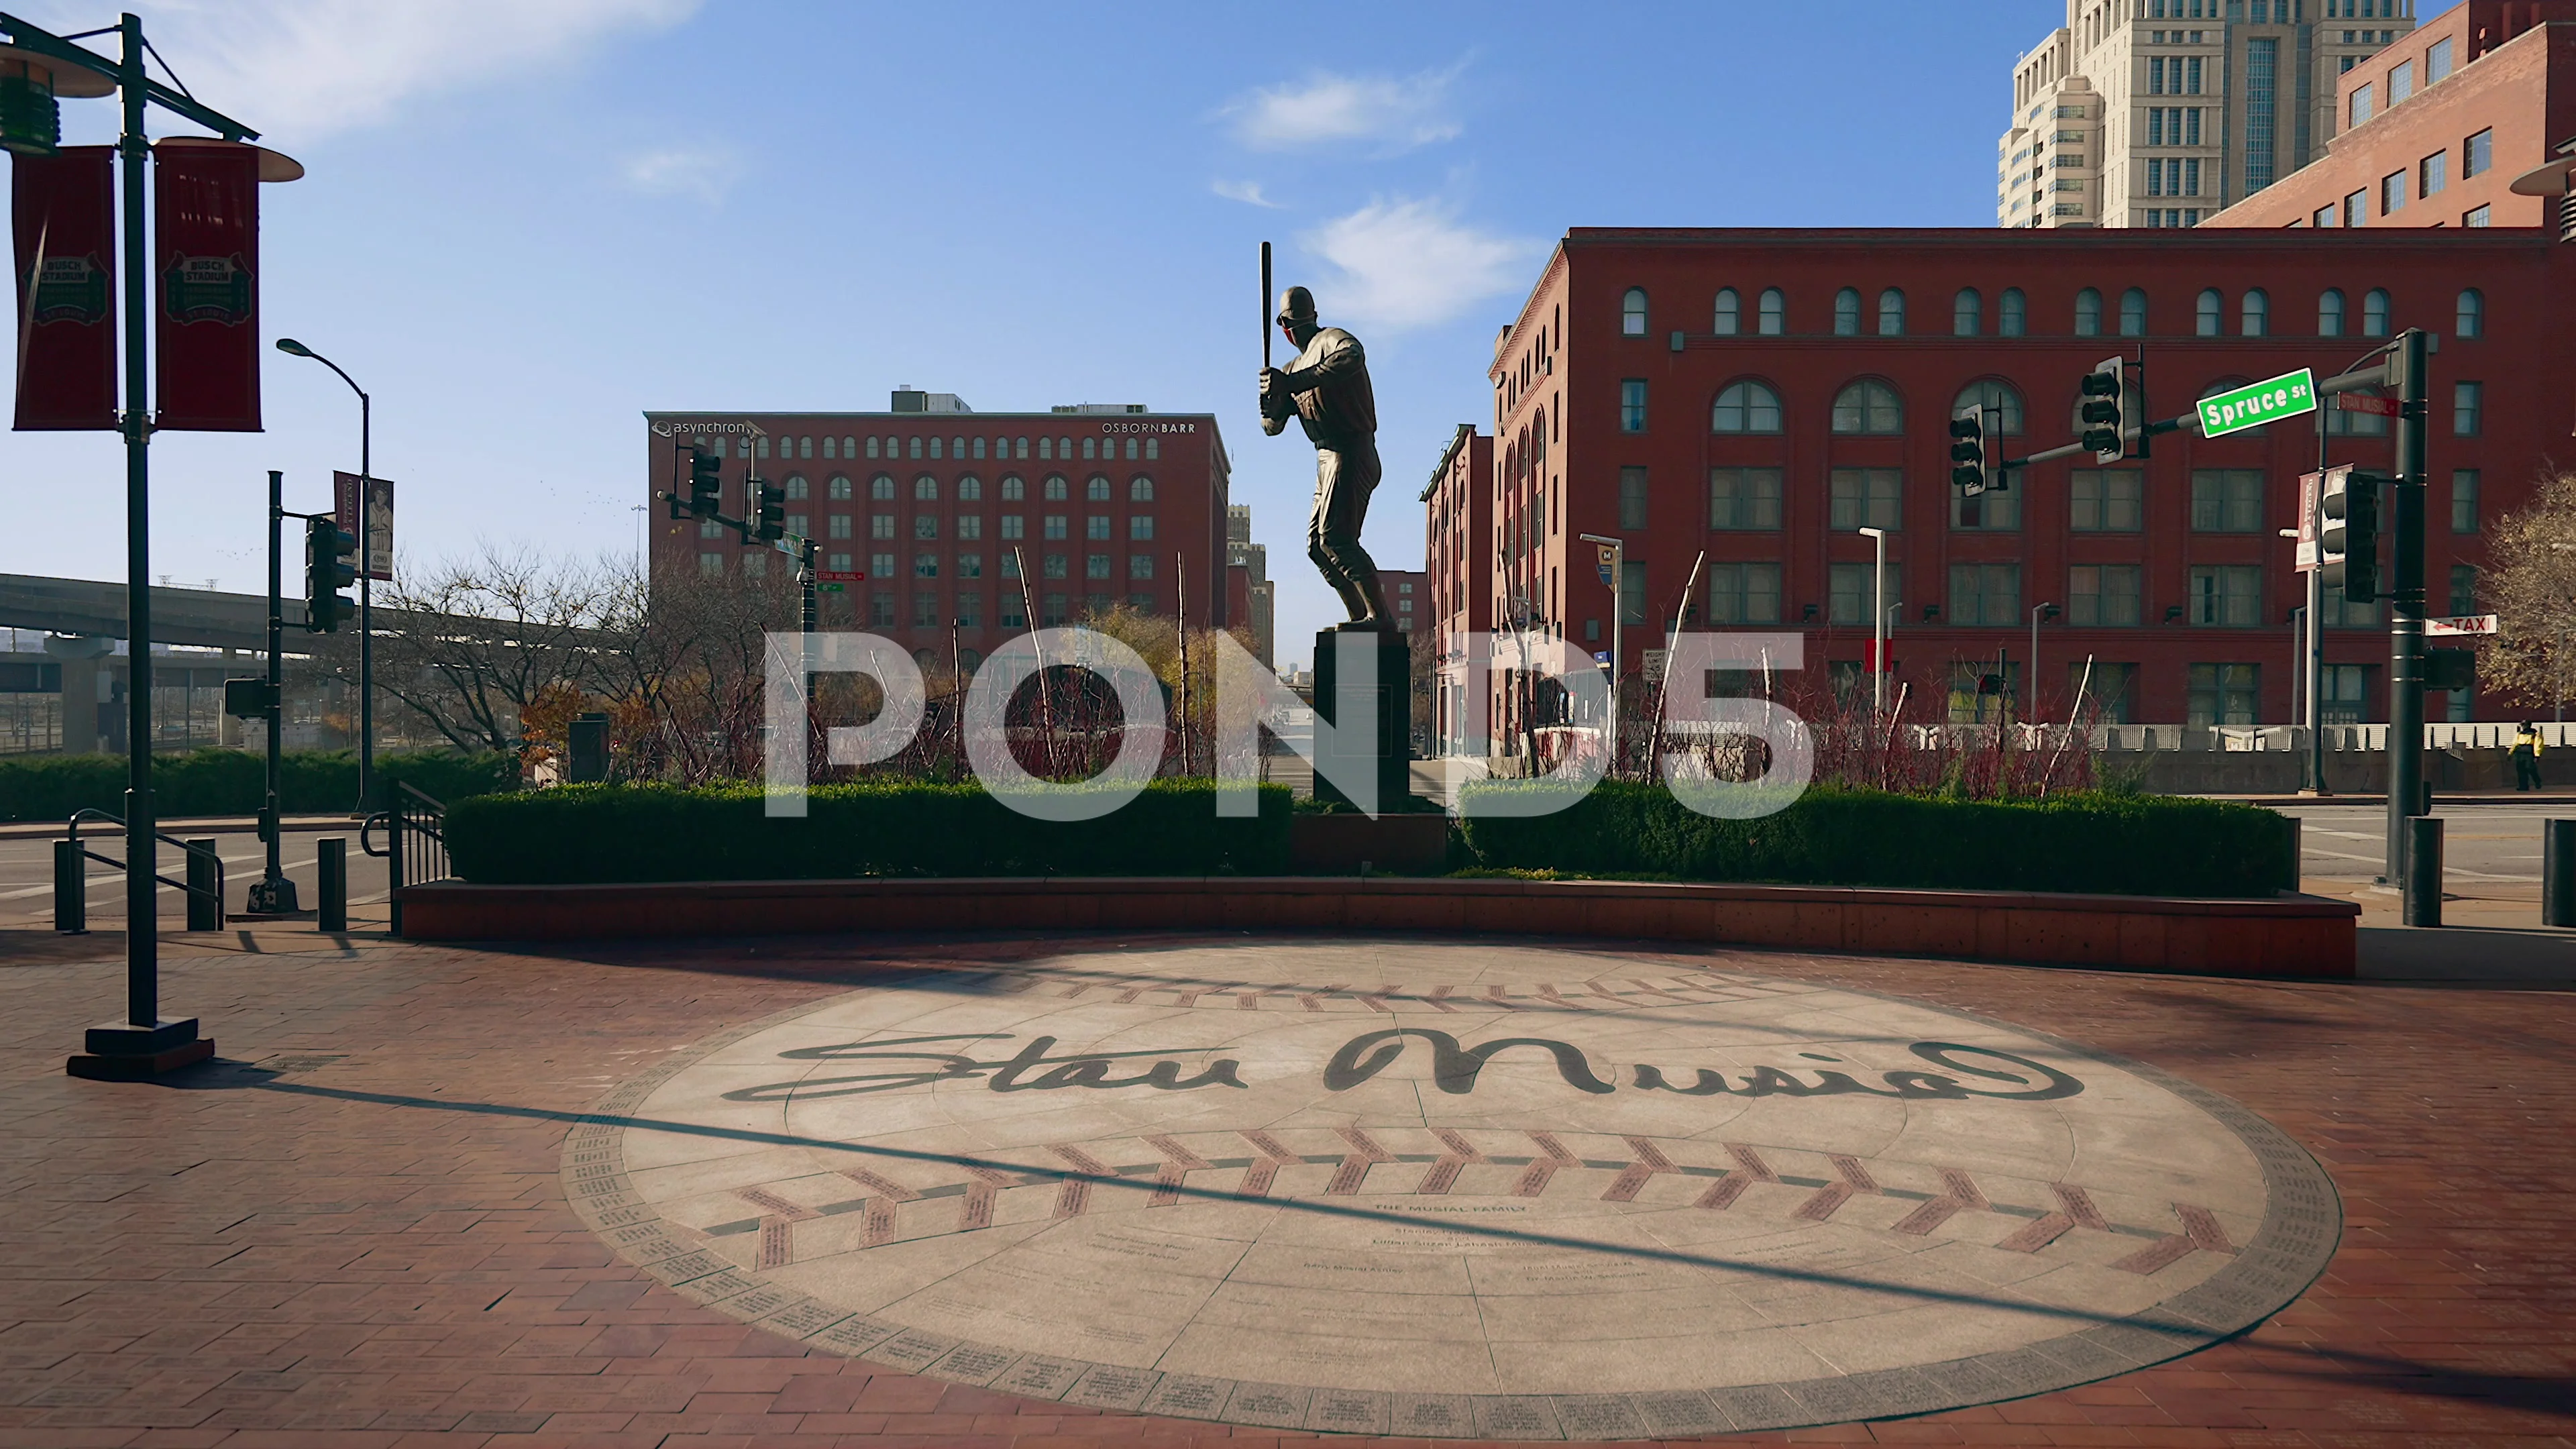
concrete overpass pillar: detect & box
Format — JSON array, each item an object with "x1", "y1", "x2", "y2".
[{"x1": 43, "y1": 635, "x2": 113, "y2": 755}]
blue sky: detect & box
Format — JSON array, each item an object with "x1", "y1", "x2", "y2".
[{"x1": 2, "y1": 1, "x2": 2451, "y2": 663}]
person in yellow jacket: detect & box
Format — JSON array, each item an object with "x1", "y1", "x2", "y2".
[{"x1": 2512, "y1": 721, "x2": 2545, "y2": 791}]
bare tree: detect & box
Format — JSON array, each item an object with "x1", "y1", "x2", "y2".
[{"x1": 2479, "y1": 468, "x2": 2576, "y2": 713}]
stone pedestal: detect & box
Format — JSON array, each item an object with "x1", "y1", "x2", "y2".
[{"x1": 1311, "y1": 627, "x2": 1411, "y2": 814}]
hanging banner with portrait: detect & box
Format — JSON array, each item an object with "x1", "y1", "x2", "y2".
[
  {"x1": 153, "y1": 139, "x2": 262, "y2": 431},
  {"x1": 335, "y1": 470, "x2": 394, "y2": 581},
  {"x1": 11, "y1": 146, "x2": 118, "y2": 431}
]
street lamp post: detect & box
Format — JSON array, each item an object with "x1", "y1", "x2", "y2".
[
  {"x1": 1858, "y1": 527, "x2": 1889, "y2": 717},
  {"x1": 274, "y1": 339, "x2": 373, "y2": 808},
  {"x1": 1577, "y1": 533, "x2": 1624, "y2": 775},
  {"x1": 2028, "y1": 602, "x2": 2059, "y2": 720}
]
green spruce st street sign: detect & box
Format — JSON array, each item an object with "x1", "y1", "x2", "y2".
[{"x1": 2197, "y1": 368, "x2": 2316, "y2": 438}]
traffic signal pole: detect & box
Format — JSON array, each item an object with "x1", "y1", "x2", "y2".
[
  {"x1": 2386, "y1": 329, "x2": 2431, "y2": 898},
  {"x1": 256, "y1": 472, "x2": 291, "y2": 912}
]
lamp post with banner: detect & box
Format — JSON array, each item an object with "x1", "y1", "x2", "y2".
[
  {"x1": 3, "y1": 11, "x2": 299, "y2": 1079},
  {"x1": 1578, "y1": 533, "x2": 1624, "y2": 775},
  {"x1": 274, "y1": 339, "x2": 381, "y2": 807}
]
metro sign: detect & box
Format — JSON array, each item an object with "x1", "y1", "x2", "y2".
[{"x1": 2198, "y1": 368, "x2": 2316, "y2": 437}]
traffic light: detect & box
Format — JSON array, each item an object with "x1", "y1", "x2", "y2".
[
  {"x1": 2078, "y1": 356, "x2": 2125, "y2": 462},
  {"x1": 1949, "y1": 403, "x2": 1994, "y2": 495},
  {"x1": 304, "y1": 517, "x2": 358, "y2": 633},
  {"x1": 753, "y1": 476, "x2": 786, "y2": 543},
  {"x1": 688, "y1": 448, "x2": 722, "y2": 518},
  {"x1": 2319, "y1": 468, "x2": 2383, "y2": 604},
  {"x1": 2427, "y1": 648, "x2": 2477, "y2": 692}
]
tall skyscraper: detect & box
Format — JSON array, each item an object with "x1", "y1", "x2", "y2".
[{"x1": 1998, "y1": 0, "x2": 2417, "y2": 229}]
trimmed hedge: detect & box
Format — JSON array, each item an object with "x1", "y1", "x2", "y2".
[
  {"x1": 0, "y1": 749, "x2": 518, "y2": 824},
  {"x1": 444, "y1": 780, "x2": 1294, "y2": 883},
  {"x1": 1458, "y1": 782, "x2": 2294, "y2": 898}
]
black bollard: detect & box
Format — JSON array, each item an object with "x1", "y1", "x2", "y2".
[
  {"x1": 2545, "y1": 820, "x2": 2576, "y2": 928},
  {"x1": 317, "y1": 837, "x2": 347, "y2": 933},
  {"x1": 184, "y1": 838, "x2": 219, "y2": 932},
  {"x1": 54, "y1": 839, "x2": 85, "y2": 934},
  {"x1": 2402, "y1": 816, "x2": 2443, "y2": 928}
]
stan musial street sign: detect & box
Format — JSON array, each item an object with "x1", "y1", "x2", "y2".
[{"x1": 2198, "y1": 368, "x2": 2316, "y2": 438}]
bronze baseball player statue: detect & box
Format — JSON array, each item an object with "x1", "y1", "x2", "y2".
[{"x1": 1260, "y1": 284, "x2": 1391, "y2": 631}]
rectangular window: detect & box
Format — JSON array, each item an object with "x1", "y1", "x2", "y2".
[
  {"x1": 2151, "y1": 56, "x2": 2166, "y2": 93},
  {"x1": 1828, "y1": 563, "x2": 1900, "y2": 626},
  {"x1": 2448, "y1": 564, "x2": 2479, "y2": 617},
  {"x1": 1618, "y1": 466, "x2": 1650, "y2": 529},
  {"x1": 2312, "y1": 205, "x2": 2336, "y2": 227},
  {"x1": 870, "y1": 590, "x2": 895, "y2": 628},
  {"x1": 2186, "y1": 56, "x2": 2202, "y2": 93},
  {"x1": 1620, "y1": 380, "x2": 1648, "y2": 432},
  {"x1": 2426, "y1": 36, "x2": 2453, "y2": 84},
  {"x1": 914, "y1": 515, "x2": 941, "y2": 540},
  {"x1": 2149, "y1": 108, "x2": 2165, "y2": 146},
  {"x1": 1705, "y1": 563, "x2": 1783, "y2": 625},
  {"x1": 2465, "y1": 204, "x2": 2491, "y2": 227},
  {"x1": 1950, "y1": 485, "x2": 2021, "y2": 531},
  {"x1": 2188, "y1": 565, "x2": 2263, "y2": 626},
  {"x1": 2320, "y1": 663, "x2": 2367, "y2": 724},
  {"x1": 1708, "y1": 468, "x2": 1783, "y2": 530},
  {"x1": 958, "y1": 553, "x2": 983, "y2": 578},
  {"x1": 869, "y1": 514, "x2": 893, "y2": 539},
  {"x1": 1611, "y1": 561, "x2": 1644, "y2": 626},
  {"x1": 1948, "y1": 563, "x2": 2021, "y2": 627},
  {"x1": 785, "y1": 513, "x2": 808, "y2": 539},
  {"x1": 2465, "y1": 128, "x2": 2493, "y2": 177},
  {"x1": 826, "y1": 550, "x2": 852, "y2": 572},
  {"x1": 2071, "y1": 470, "x2": 2144, "y2": 531},
  {"x1": 699, "y1": 518, "x2": 724, "y2": 539},
  {"x1": 914, "y1": 551, "x2": 938, "y2": 579},
  {"x1": 871, "y1": 551, "x2": 896, "y2": 579},
  {"x1": 2344, "y1": 189, "x2": 2367, "y2": 227},
  {"x1": 826, "y1": 514, "x2": 853, "y2": 540},
  {"x1": 2068, "y1": 564, "x2": 2142, "y2": 626},
  {"x1": 1042, "y1": 593, "x2": 1067, "y2": 627},
  {"x1": 2420, "y1": 149, "x2": 2447, "y2": 196},
  {"x1": 2245, "y1": 39, "x2": 2277, "y2": 190},
  {"x1": 2185, "y1": 157, "x2": 2200, "y2": 195},
  {"x1": 2388, "y1": 59, "x2": 2413, "y2": 105},
  {"x1": 2350, "y1": 83, "x2": 2375, "y2": 125},
  {"x1": 1043, "y1": 515, "x2": 1067, "y2": 539},
  {"x1": 1000, "y1": 588, "x2": 1026, "y2": 629},
  {"x1": 2187, "y1": 106, "x2": 2202, "y2": 144},
  {"x1": 1130, "y1": 554, "x2": 1155, "y2": 580},
  {"x1": 2187, "y1": 663, "x2": 2261, "y2": 727},
  {"x1": 696, "y1": 552, "x2": 724, "y2": 576},
  {"x1": 1129, "y1": 515, "x2": 1154, "y2": 540},
  {"x1": 914, "y1": 592, "x2": 940, "y2": 628},
  {"x1": 1828, "y1": 468, "x2": 1902, "y2": 531},
  {"x1": 2319, "y1": 589, "x2": 2379, "y2": 629},
  {"x1": 957, "y1": 515, "x2": 983, "y2": 540},
  {"x1": 2191, "y1": 470, "x2": 2264, "y2": 532},
  {"x1": 2453, "y1": 380, "x2": 2483, "y2": 437},
  {"x1": 1085, "y1": 515, "x2": 1111, "y2": 541},
  {"x1": 957, "y1": 591, "x2": 981, "y2": 627},
  {"x1": 2451, "y1": 469, "x2": 2480, "y2": 533},
  {"x1": 2073, "y1": 661, "x2": 2137, "y2": 722},
  {"x1": 1086, "y1": 553, "x2": 1112, "y2": 580}
]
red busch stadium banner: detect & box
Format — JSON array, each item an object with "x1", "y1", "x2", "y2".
[
  {"x1": 11, "y1": 146, "x2": 118, "y2": 431},
  {"x1": 153, "y1": 140, "x2": 260, "y2": 431}
]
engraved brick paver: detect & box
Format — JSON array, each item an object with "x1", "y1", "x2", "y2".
[{"x1": 0, "y1": 928, "x2": 2569, "y2": 1446}]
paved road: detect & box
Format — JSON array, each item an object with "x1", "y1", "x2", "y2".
[
  {"x1": 0, "y1": 823, "x2": 392, "y2": 931},
  {"x1": 2277, "y1": 800, "x2": 2556, "y2": 889}
]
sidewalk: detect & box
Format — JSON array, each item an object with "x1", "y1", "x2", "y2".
[{"x1": 0, "y1": 814, "x2": 364, "y2": 841}]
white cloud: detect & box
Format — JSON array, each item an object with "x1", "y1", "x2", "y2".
[
  {"x1": 1299, "y1": 197, "x2": 1537, "y2": 333},
  {"x1": 1226, "y1": 63, "x2": 1464, "y2": 152},
  {"x1": 619, "y1": 145, "x2": 739, "y2": 203},
  {"x1": 19, "y1": 0, "x2": 698, "y2": 142},
  {"x1": 1212, "y1": 178, "x2": 1282, "y2": 209}
]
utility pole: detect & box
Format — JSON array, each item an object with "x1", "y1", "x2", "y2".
[
  {"x1": 248, "y1": 472, "x2": 295, "y2": 913},
  {"x1": 2386, "y1": 328, "x2": 2431, "y2": 898}
]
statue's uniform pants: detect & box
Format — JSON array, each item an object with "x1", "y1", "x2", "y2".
[{"x1": 1307, "y1": 437, "x2": 1388, "y2": 623}]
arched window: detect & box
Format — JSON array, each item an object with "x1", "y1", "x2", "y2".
[
  {"x1": 2075, "y1": 287, "x2": 2103, "y2": 336},
  {"x1": 2196, "y1": 288, "x2": 2223, "y2": 336},
  {"x1": 1831, "y1": 379, "x2": 1904, "y2": 435},
  {"x1": 1001, "y1": 475, "x2": 1026, "y2": 500},
  {"x1": 1044, "y1": 474, "x2": 1069, "y2": 500},
  {"x1": 1833, "y1": 287, "x2": 1862, "y2": 335},
  {"x1": 958, "y1": 648, "x2": 981, "y2": 675},
  {"x1": 2363, "y1": 288, "x2": 2391, "y2": 336},
  {"x1": 2318, "y1": 288, "x2": 2347, "y2": 337},
  {"x1": 957, "y1": 475, "x2": 983, "y2": 501},
  {"x1": 1621, "y1": 287, "x2": 1648, "y2": 336},
  {"x1": 842, "y1": 436, "x2": 855, "y2": 458},
  {"x1": 822, "y1": 437, "x2": 837, "y2": 459},
  {"x1": 799, "y1": 437, "x2": 814, "y2": 459},
  {"x1": 1758, "y1": 287, "x2": 1786, "y2": 335},
  {"x1": 865, "y1": 437, "x2": 881, "y2": 458},
  {"x1": 2241, "y1": 288, "x2": 2269, "y2": 337},
  {"x1": 1130, "y1": 476, "x2": 1155, "y2": 501},
  {"x1": 786, "y1": 475, "x2": 810, "y2": 500},
  {"x1": 1877, "y1": 288, "x2": 1906, "y2": 337},
  {"x1": 1713, "y1": 288, "x2": 1741, "y2": 335},
  {"x1": 914, "y1": 475, "x2": 939, "y2": 500},
  {"x1": 1953, "y1": 380, "x2": 2025, "y2": 435},
  {"x1": 2456, "y1": 288, "x2": 2483, "y2": 339},
  {"x1": 2119, "y1": 287, "x2": 2148, "y2": 337},
  {"x1": 1999, "y1": 288, "x2": 2027, "y2": 337},
  {"x1": 1087, "y1": 475, "x2": 1112, "y2": 501},
  {"x1": 871, "y1": 474, "x2": 896, "y2": 500},
  {"x1": 1711, "y1": 380, "x2": 1784, "y2": 434},
  {"x1": 1953, "y1": 287, "x2": 1982, "y2": 337}
]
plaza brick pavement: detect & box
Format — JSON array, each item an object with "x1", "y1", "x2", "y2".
[{"x1": 0, "y1": 926, "x2": 2569, "y2": 1448}]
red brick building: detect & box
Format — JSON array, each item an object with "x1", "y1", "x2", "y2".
[
  {"x1": 644, "y1": 398, "x2": 1232, "y2": 669},
  {"x1": 1419, "y1": 424, "x2": 1494, "y2": 754},
  {"x1": 2207, "y1": 1, "x2": 2576, "y2": 231},
  {"x1": 1481, "y1": 226, "x2": 2573, "y2": 739}
]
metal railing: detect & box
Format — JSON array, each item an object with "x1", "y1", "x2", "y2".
[
  {"x1": 362, "y1": 782, "x2": 448, "y2": 934},
  {"x1": 57, "y1": 808, "x2": 226, "y2": 934}
]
